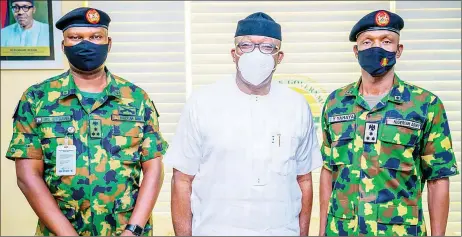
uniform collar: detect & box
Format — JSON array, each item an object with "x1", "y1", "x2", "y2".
[
  {"x1": 345, "y1": 73, "x2": 405, "y2": 104},
  {"x1": 59, "y1": 67, "x2": 122, "y2": 100},
  {"x1": 388, "y1": 74, "x2": 406, "y2": 104}
]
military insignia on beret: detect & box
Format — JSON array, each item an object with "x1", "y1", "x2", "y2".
[
  {"x1": 86, "y1": 9, "x2": 100, "y2": 24},
  {"x1": 375, "y1": 11, "x2": 390, "y2": 27},
  {"x1": 380, "y1": 58, "x2": 389, "y2": 67}
]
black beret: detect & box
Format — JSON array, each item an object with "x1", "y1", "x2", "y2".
[
  {"x1": 56, "y1": 7, "x2": 111, "y2": 32},
  {"x1": 349, "y1": 10, "x2": 404, "y2": 42},
  {"x1": 235, "y1": 12, "x2": 282, "y2": 41}
]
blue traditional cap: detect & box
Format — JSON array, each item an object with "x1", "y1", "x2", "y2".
[
  {"x1": 349, "y1": 10, "x2": 404, "y2": 42},
  {"x1": 235, "y1": 12, "x2": 282, "y2": 41},
  {"x1": 56, "y1": 7, "x2": 111, "y2": 32}
]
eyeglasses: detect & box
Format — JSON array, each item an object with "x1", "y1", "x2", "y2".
[
  {"x1": 11, "y1": 5, "x2": 34, "y2": 13},
  {"x1": 236, "y1": 42, "x2": 280, "y2": 55}
]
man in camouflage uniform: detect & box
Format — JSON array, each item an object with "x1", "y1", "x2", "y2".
[
  {"x1": 5, "y1": 7, "x2": 168, "y2": 236},
  {"x1": 319, "y1": 10, "x2": 459, "y2": 236}
]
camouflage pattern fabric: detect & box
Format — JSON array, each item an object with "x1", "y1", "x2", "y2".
[
  {"x1": 6, "y1": 68, "x2": 168, "y2": 236},
  {"x1": 321, "y1": 74, "x2": 459, "y2": 236}
]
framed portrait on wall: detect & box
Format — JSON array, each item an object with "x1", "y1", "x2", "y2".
[{"x1": 0, "y1": 0, "x2": 63, "y2": 69}]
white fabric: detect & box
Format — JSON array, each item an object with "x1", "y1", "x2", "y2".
[
  {"x1": 362, "y1": 92, "x2": 387, "y2": 109},
  {"x1": 1, "y1": 20, "x2": 49, "y2": 47},
  {"x1": 164, "y1": 77, "x2": 323, "y2": 236}
]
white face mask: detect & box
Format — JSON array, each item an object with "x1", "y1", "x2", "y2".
[{"x1": 236, "y1": 50, "x2": 276, "y2": 86}]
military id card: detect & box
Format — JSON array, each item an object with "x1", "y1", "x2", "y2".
[{"x1": 56, "y1": 142, "x2": 76, "y2": 176}]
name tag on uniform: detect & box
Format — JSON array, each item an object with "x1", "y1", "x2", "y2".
[
  {"x1": 328, "y1": 114, "x2": 355, "y2": 123},
  {"x1": 111, "y1": 114, "x2": 144, "y2": 122},
  {"x1": 35, "y1": 115, "x2": 72, "y2": 124},
  {"x1": 386, "y1": 118, "x2": 421, "y2": 130},
  {"x1": 364, "y1": 122, "x2": 379, "y2": 143},
  {"x1": 56, "y1": 145, "x2": 76, "y2": 176}
]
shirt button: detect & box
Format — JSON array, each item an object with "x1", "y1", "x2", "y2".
[
  {"x1": 67, "y1": 127, "x2": 75, "y2": 134},
  {"x1": 11, "y1": 148, "x2": 16, "y2": 152}
]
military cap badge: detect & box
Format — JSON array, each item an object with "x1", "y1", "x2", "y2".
[
  {"x1": 86, "y1": 9, "x2": 100, "y2": 24},
  {"x1": 375, "y1": 11, "x2": 390, "y2": 27}
]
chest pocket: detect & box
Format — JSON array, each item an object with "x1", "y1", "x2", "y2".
[
  {"x1": 378, "y1": 122, "x2": 421, "y2": 171},
  {"x1": 328, "y1": 121, "x2": 356, "y2": 166},
  {"x1": 111, "y1": 122, "x2": 144, "y2": 162},
  {"x1": 38, "y1": 120, "x2": 74, "y2": 165},
  {"x1": 327, "y1": 121, "x2": 356, "y2": 219},
  {"x1": 270, "y1": 135, "x2": 299, "y2": 175}
]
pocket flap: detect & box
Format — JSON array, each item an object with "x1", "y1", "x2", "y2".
[
  {"x1": 329, "y1": 122, "x2": 355, "y2": 142},
  {"x1": 112, "y1": 124, "x2": 143, "y2": 138},
  {"x1": 377, "y1": 204, "x2": 419, "y2": 225},
  {"x1": 39, "y1": 122, "x2": 73, "y2": 138},
  {"x1": 380, "y1": 124, "x2": 420, "y2": 147}
]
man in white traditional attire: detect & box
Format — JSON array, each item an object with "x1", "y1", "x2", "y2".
[
  {"x1": 1, "y1": 0, "x2": 49, "y2": 47},
  {"x1": 164, "y1": 12, "x2": 323, "y2": 236}
]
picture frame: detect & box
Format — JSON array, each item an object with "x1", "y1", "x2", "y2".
[{"x1": 1, "y1": 0, "x2": 64, "y2": 69}]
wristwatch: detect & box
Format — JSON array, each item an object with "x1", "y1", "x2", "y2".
[{"x1": 125, "y1": 224, "x2": 144, "y2": 236}]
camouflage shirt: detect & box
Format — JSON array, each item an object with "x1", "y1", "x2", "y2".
[
  {"x1": 321, "y1": 74, "x2": 458, "y2": 236},
  {"x1": 6, "y1": 68, "x2": 168, "y2": 236}
]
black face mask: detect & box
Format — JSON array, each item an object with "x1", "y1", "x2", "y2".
[
  {"x1": 357, "y1": 47, "x2": 397, "y2": 77},
  {"x1": 64, "y1": 40, "x2": 109, "y2": 72}
]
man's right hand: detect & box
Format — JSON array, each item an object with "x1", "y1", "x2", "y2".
[
  {"x1": 15, "y1": 159, "x2": 78, "y2": 236},
  {"x1": 319, "y1": 167, "x2": 333, "y2": 236}
]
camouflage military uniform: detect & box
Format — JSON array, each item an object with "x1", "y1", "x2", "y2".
[
  {"x1": 6, "y1": 68, "x2": 168, "y2": 236},
  {"x1": 321, "y1": 75, "x2": 459, "y2": 236}
]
